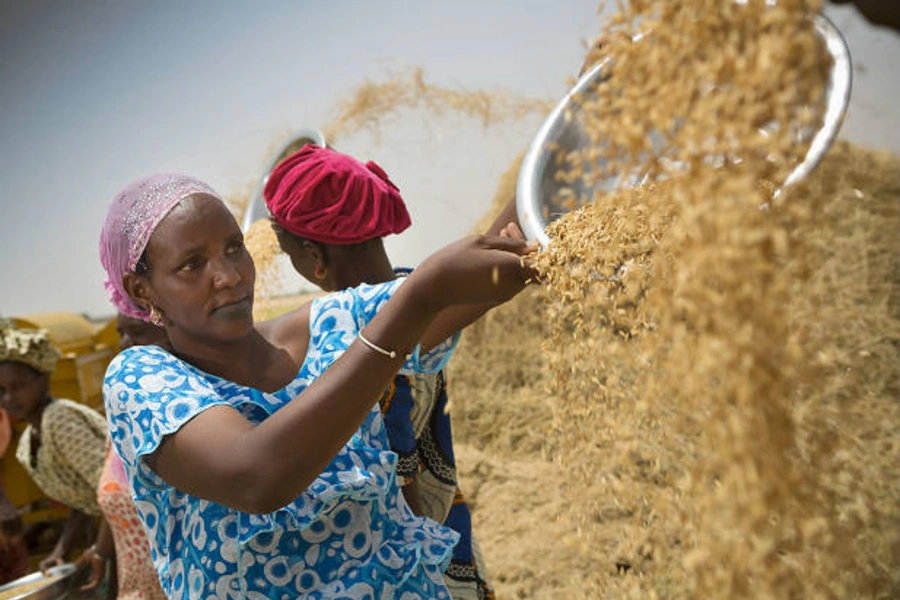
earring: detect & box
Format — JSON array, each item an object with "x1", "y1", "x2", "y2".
[
  {"x1": 149, "y1": 305, "x2": 164, "y2": 327},
  {"x1": 314, "y1": 265, "x2": 327, "y2": 280}
]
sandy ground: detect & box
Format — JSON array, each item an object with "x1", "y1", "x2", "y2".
[{"x1": 455, "y1": 444, "x2": 597, "y2": 599}]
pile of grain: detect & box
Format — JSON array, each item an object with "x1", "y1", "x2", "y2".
[
  {"x1": 450, "y1": 140, "x2": 898, "y2": 600},
  {"x1": 453, "y1": 1, "x2": 899, "y2": 598}
]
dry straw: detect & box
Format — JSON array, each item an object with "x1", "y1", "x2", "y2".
[
  {"x1": 231, "y1": 6, "x2": 899, "y2": 595},
  {"x1": 488, "y1": 0, "x2": 900, "y2": 597},
  {"x1": 322, "y1": 67, "x2": 553, "y2": 144}
]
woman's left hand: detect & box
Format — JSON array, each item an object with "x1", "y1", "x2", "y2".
[{"x1": 38, "y1": 552, "x2": 64, "y2": 575}]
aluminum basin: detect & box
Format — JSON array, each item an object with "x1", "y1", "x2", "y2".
[{"x1": 516, "y1": 14, "x2": 852, "y2": 247}]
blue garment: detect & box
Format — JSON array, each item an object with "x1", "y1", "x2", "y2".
[
  {"x1": 104, "y1": 280, "x2": 461, "y2": 599},
  {"x1": 381, "y1": 269, "x2": 494, "y2": 598}
]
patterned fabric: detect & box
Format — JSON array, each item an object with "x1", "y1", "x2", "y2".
[
  {"x1": 104, "y1": 279, "x2": 462, "y2": 600},
  {"x1": 15, "y1": 399, "x2": 106, "y2": 515},
  {"x1": 384, "y1": 373, "x2": 495, "y2": 600},
  {"x1": 98, "y1": 446, "x2": 167, "y2": 600},
  {"x1": 379, "y1": 269, "x2": 494, "y2": 600}
]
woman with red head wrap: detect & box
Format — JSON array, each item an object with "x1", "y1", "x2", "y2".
[{"x1": 265, "y1": 144, "x2": 523, "y2": 600}]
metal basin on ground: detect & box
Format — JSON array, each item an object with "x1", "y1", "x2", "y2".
[{"x1": 0, "y1": 564, "x2": 77, "y2": 600}]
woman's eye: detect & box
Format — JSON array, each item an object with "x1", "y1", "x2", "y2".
[{"x1": 179, "y1": 257, "x2": 202, "y2": 272}]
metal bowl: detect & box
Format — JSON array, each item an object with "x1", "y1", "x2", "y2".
[
  {"x1": 0, "y1": 564, "x2": 77, "y2": 600},
  {"x1": 516, "y1": 14, "x2": 852, "y2": 247},
  {"x1": 240, "y1": 128, "x2": 327, "y2": 233}
]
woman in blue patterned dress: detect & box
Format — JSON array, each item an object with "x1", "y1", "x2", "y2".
[{"x1": 98, "y1": 173, "x2": 535, "y2": 599}]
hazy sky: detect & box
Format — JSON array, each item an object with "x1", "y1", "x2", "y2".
[{"x1": 2, "y1": 1, "x2": 898, "y2": 320}]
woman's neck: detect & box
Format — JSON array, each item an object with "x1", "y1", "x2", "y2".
[
  {"x1": 167, "y1": 327, "x2": 300, "y2": 393},
  {"x1": 168, "y1": 328, "x2": 260, "y2": 381},
  {"x1": 329, "y1": 242, "x2": 397, "y2": 288}
]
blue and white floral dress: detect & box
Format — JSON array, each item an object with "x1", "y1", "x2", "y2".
[{"x1": 103, "y1": 280, "x2": 461, "y2": 599}]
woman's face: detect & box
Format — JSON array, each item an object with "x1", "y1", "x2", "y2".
[
  {"x1": 129, "y1": 194, "x2": 256, "y2": 344},
  {"x1": 0, "y1": 361, "x2": 49, "y2": 422}
]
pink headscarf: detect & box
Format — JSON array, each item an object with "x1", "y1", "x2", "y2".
[{"x1": 99, "y1": 173, "x2": 222, "y2": 320}]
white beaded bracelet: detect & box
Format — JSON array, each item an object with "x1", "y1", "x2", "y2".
[{"x1": 358, "y1": 331, "x2": 410, "y2": 360}]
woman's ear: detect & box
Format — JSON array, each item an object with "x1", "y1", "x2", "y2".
[
  {"x1": 302, "y1": 240, "x2": 327, "y2": 269},
  {"x1": 303, "y1": 240, "x2": 328, "y2": 267},
  {"x1": 122, "y1": 272, "x2": 152, "y2": 313}
]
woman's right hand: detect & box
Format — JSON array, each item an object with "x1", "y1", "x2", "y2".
[
  {"x1": 410, "y1": 231, "x2": 539, "y2": 311},
  {"x1": 75, "y1": 547, "x2": 107, "y2": 591}
]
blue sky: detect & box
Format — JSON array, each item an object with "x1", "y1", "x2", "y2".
[{"x1": 2, "y1": 1, "x2": 898, "y2": 319}]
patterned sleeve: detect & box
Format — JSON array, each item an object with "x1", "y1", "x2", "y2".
[
  {"x1": 42, "y1": 402, "x2": 107, "y2": 489},
  {"x1": 347, "y1": 279, "x2": 460, "y2": 374},
  {"x1": 102, "y1": 345, "x2": 229, "y2": 486}
]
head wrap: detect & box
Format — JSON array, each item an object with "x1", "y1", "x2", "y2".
[
  {"x1": 0, "y1": 319, "x2": 60, "y2": 375},
  {"x1": 263, "y1": 145, "x2": 411, "y2": 245},
  {"x1": 99, "y1": 173, "x2": 222, "y2": 320}
]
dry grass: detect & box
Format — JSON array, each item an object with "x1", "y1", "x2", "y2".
[
  {"x1": 323, "y1": 67, "x2": 553, "y2": 145},
  {"x1": 447, "y1": 1, "x2": 900, "y2": 598}
]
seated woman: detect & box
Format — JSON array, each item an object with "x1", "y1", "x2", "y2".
[
  {"x1": 98, "y1": 173, "x2": 535, "y2": 598},
  {"x1": 264, "y1": 144, "x2": 507, "y2": 599},
  {"x1": 0, "y1": 321, "x2": 107, "y2": 575}
]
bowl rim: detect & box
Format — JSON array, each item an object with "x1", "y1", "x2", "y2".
[{"x1": 0, "y1": 563, "x2": 78, "y2": 598}]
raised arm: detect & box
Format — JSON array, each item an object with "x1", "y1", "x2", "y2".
[
  {"x1": 416, "y1": 194, "x2": 535, "y2": 351},
  {"x1": 149, "y1": 233, "x2": 535, "y2": 513}
]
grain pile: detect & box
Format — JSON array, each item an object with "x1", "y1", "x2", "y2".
[
  {"x1": 446, "y1": 1, "x2": 900, "y2": 599},
  {"x1": 451, "y1": 148, "x2": 898, "y2": 600}
]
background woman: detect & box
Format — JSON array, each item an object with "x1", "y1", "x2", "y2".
[
  {"x1": 98, "y1": 173, "x2": 535, "y2": 598},
  {"x1": 0, "y1": 321, "x2": 107, "y2": 577},
  {"x1": 263, "y1": 144, "x2": 506, "y2": 599}
]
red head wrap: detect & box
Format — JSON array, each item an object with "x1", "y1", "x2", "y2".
[{"x1": 263, "y1": 145, "x2": 411, "y2": 245}]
